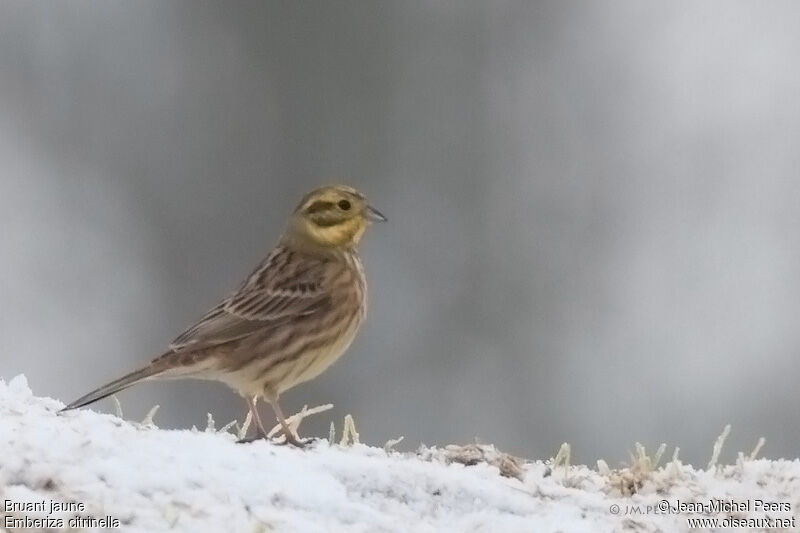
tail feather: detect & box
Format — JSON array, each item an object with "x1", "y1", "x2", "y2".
[{"x1": 60, "y1": 365, "x2": 162, "y2": 412}]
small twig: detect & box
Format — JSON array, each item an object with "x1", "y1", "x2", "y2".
[
  {"x1": 384, "y1": 436, "x2": 404, "y2": 453},
  {"x1": 553, "y1": 443, "x2": 571, "y2": 484},
  {"x1": 219, "y1": 420, "x2": 237, "y2": 434},
  {"x1": 141, "y1": 405, "x2": 160, "y2": 427},
  {"x1": 267, "y1": 404, "x2": 333, "y2": 439},
  {"x1": 111, "y1": 395, "x2": 123, "y2": 419}
]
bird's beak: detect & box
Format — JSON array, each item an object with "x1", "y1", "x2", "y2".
[{"x1": 365, "y1": 204, "x2": 387, "y2": 223}]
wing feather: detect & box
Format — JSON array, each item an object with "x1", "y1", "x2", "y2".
[{"x1": 169, "y1": 247, "x2": 332, "y2": 352}]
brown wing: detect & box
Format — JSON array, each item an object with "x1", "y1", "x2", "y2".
[{"x1": 169, "y1": 247, "x2": 332, "y2": 352}]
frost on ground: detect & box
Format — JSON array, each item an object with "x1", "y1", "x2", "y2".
[{"x1": 1, "y1": 376, "x2": 798, "y2": 533}]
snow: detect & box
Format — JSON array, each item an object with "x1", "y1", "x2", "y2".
[{"x1": 0, "y1": 374, "x2": 798, "y2": 532}]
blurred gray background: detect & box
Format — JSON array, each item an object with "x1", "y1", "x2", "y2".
[{"x1": 2, "y1": 1, "x2": 799, "y2": 466}]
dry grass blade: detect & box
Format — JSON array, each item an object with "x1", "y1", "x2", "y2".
[
  {"x1": 339, "y1": 414, "x2": 360, "y2": 446},
  {"x1": 442, "y1": 443, "x2": 526, "y2": 481},
  {"x1": 604, "y1": 443, "x2": 670, "y2": 495},
  {"x1": 748, "y1": 437, "x2": 766, "y2": 461},
  {"x1": 708, "y1": 424, "x2": 731, "y2": 470},
  {"x1": 237, "y1": 410, "x2": 253, "y2": 441}
]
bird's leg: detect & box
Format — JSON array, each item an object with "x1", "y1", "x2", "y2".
[
  {"x1": 237, "y1": 396, "x2": 268, "y2": 444},
  {"x1": 249, "y1": 396, "x2": 268, "y2": 438},
  {"x1": 266, "y1": 396, "x2": 306, "y2": 448}
]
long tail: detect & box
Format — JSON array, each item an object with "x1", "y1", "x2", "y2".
[{"x1": 60, "y1": 364, "x2": 163, "y2": 412}]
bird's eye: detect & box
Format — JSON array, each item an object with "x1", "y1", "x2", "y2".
[{"x1": 338, "y1": 199, "x2": 351, "y2": 211}]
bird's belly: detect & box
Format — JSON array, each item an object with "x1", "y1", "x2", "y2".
[
  {"x1": 217, "y1": 314, "x2": 363, "y2": 398},
  {"x1": 276, "y1": 318, "x2": 361, "y2": 393}
]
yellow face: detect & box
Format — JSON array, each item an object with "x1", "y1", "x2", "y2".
[{"x1": 289, "y1": 185, "x2": 386, "y2": 249}]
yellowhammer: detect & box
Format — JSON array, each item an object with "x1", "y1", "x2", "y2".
[{"x1": 62, "y1": 185, "x2": 386, "y2": 447}]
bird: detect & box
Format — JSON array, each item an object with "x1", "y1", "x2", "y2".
[{"x1": 61, "y1": 184, "x2": 386, "y2": 447}]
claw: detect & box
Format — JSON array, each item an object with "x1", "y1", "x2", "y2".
[
  {"x1": 274, "y1": 432, "x2": 309, "y2": 448},
  {"x1": 236, "y1": 431, "x2": 314, "y2": 448}
]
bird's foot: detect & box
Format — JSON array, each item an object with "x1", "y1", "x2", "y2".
[
  {"x1": 236, "y1": 431, "x2": 269, "y2": 444},
  {"x1": 273, "y1": 432, "x2": 317, "y2": 448},
  {"x1": 236, "y1": 432, "x2": 313, "y2": 448}
]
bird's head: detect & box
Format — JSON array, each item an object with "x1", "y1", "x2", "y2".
[{"x1": 287, "y1": 185, "x2": 386, "y2": 250}]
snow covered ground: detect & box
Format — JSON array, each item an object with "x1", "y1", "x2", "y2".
[{"x1": 1, "y1": 375, "x2": 798, "y2": 532}]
